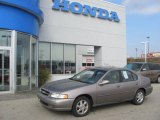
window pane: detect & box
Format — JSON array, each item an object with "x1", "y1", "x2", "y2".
[
  {"x1": 0, "y1": 30, "x2": 11, "y2": 46},
  {"x1": 121, "y1": 71, "x2": 134, "y2": 82},
  {"x1": 149, "y1": 63, "x2": 160, "y2": 70},
  {"x1": 39, "y1": 43, "x2": 51, "y2": 72},
  {"x1": 103, "y1": 70, "x2": 120, "y2": 83},
  {"x1": 132, "y1": 73, "x2": 138, "y2": 81},
  {"x1": 87, "y1": 63, "x2": 92, "y2": 66},
  {"x1": 52, "y1": 43, "x2": 63, "y2": 74},
  {"x1": 31, "y1": 37, "x2": 37, "y2": 88},
  {"x1": 64, "y1": 44, "x2": 76, "y2": 74},
  {"x1": 82, "y1": 63, "x2": 86, "y2": 66},
  {"x1": 16, "y1": 33, "x2": 30, "y2": 91}
]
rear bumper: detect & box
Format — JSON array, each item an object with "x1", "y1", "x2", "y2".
[
  {"x1": 145, "y1": 86, "x2": 153, "y2": 96},
  {"x1": 37, "y1": 92, "x2": 74, "y2": 111}
]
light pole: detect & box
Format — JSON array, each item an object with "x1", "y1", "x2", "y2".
[
  {"x1": 146, "y1": 36, "x2": 150, "y2": 54},
  {"x1": 135, "y1": 48, "x2": 138, "y2": 59},
  {"x1": 141, "y1": 41, "x2": 149, "y2": 63}
]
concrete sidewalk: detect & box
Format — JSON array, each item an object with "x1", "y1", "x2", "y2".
[{"x1": 0, "y1": 90, "x2": 38, "y2": 101}]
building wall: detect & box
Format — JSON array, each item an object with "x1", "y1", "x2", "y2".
[{"x1": 39, "y1": 0, "x2": 127, "y2": 70}]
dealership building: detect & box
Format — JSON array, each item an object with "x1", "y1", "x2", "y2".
[{"x1": 0, "y1": 0, "x2": 126, "y2": 93}]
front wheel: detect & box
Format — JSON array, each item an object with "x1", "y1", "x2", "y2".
[
  {"x1": 133, "y1": 89, "x2": 145, "y2": 105},
  {"x1": 72, "y1": 96, "x2": 91, "y2": 117}
]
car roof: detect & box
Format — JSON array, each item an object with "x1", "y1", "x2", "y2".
[
  {"x1": 89, "y1": 66, "x2": 122, "y2": 71},
  {"x1": 128, "y1": 62, "x2": 145, "y2": 64},
  {"x1": 128, "y1": 62, "x2": 160, "y2": 65},
  {"x1": 86, "y1": 66, "x2": 138, "y2": 75}
]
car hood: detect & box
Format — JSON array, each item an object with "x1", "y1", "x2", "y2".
[{"x1": 42, "y1": 79, "x2": 88, "y2": 93}]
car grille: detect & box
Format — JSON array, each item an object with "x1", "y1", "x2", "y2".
[{"x1": 41, "y1": 88, "x2": 50, "y2": 96}]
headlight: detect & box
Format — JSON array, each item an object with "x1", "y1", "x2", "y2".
[{"x1": 50, "y1": 93, "x2": 68, "y2": 99}]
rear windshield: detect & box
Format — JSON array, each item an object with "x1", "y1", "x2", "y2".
[{"x1": 125, "y1": 63, "x2": 143, "y2": 71}]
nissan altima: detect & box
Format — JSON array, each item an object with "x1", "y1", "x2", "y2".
[{"x1": 37, "y1": 67, "x2": 153, "y2": 117}]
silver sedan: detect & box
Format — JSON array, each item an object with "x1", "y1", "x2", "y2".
[{"x1": 37, "y1": 67, "x2": 153, "y2": 117}]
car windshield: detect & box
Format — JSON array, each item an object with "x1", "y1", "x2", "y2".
[
  {"x1": 70, "y1": 69, "x2": 106, "y2": 84},
  {"x1": 125, "y1": 63, "x2": 143, "y2": 71}
]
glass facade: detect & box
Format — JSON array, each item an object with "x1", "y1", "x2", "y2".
[
  {"x1": 16, "y1": 32, "x2": 38, "y2": 91},
  {"x1": 38, "y1": 43, "x2": 51, "y2": 72},
  {"x1": 0, "y1": 50, "x2": 10, "y2": 91},
  {"x1": 0, "y1": 29, "x2": 77, "y2": 93},
  {"x1": 0, "y1": 29, "x2": 11, "y2": 46},
  {"x1": 0, "y1": 30, "x2": 11, "y2": 92},
  {"x1": 64, "y1": 44, "x2": 76, "y2": 74},
  {"x1": 39, "y1": 42, "x2": 76, "y2": 74},
  {"x1": 0, "y1": 30, "x2": 77, "y2": 93},
  {"x1": 52, "y1": 43, "x2": 63, "y2": 74},
  {"x1": 16, "y1": 33, "x2": 31, "y2": 91}
]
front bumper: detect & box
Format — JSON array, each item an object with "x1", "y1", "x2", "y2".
[
  {"x1": 37, "y1": 92, "x2": 74, "y2": 111},
  {"x1": 145, "y1": 86, "x2": 153, "y2": 96}
]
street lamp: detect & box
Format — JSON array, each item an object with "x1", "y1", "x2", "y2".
[
  {"x1": 135, "y1": 48, "x2": 138, "y2": 59},
  {"x1": 141, "y1": 41, "x2": 149, "y2": 63},
  {"x1": 146, "y1": 36, "x2": 150, "y2": 54}
]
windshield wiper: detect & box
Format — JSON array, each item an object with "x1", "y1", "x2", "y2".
[{"x1": 69, "y1": 78, "x2": 90, "y2": 84}]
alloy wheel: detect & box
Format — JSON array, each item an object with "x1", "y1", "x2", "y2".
[
  {"x1": 76, "y1": 100, "x2": 89, "y2": 115},
  {"x1": 136, "y1": 91, "x2": 144, "y2": 104}
]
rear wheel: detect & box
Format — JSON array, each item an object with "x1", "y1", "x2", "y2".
[
  {"x1": 72, "y1": 96, "x2": 91, "y2": 117},
  {"x1": 133, "y1": 89, "x2": 145, "y2": 105},
  {"x1": 157, "y1": 76, "x2": 160, "y2": 83}
]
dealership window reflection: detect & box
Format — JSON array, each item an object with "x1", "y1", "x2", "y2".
[
  {"x1": 38, "y1": 42, "x2": 76, "y2": 74},
  {"x1": 52, "y1": 43, "x2": 63, "y2": 74},
  {"x1": 17, "y1": 33, "x2": 30, "y2": 91},
  {"x1": 64, "y1": 44, "x2": 76, "y2": 74},
  {"x1": 39, "y1": 43, "x2": 51, "y2": 72},
  {"x1": 0, "y1": 29, "x2": 11, "y2": 46}
]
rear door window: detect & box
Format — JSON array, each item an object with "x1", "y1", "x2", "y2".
[
  {"x1": 120, "y1": 70, "x2": 138, "y2": 82},
  {"x1": 148, "y1": 63, "x2": 159, "y2": 70}
]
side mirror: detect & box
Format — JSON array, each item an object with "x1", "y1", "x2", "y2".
[
  {"x1": 142, "y1": 68, "x2": 147, "y2": 71},
  {"x1": 99, "y1": 80, "x2": 109, "y2": 86}
]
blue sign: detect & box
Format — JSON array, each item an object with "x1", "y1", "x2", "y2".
[
  {"x1": 0, "y1": 0, "x2": 44, "y2": 36},
  {"x1": 52, "y1": 0, "x2": 120, "y2": 22}
]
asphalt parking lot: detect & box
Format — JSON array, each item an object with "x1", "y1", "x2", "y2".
[{"x1": 0, "y1": 84, "x2": 160, "y2": 120}]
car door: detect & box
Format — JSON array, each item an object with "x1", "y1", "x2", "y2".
[
  {"x1": 140, "y1": 63, "x2": 151, "y2": 78},
  {"x1": 148, "y1": 63, "x2": 160, "y2": 82},
  {"x1": 96, "y1": 70, "x2": 122, "y2": 105},
  {"x1": 118, "y1": 70, "x2": 139, "y2": 101}
]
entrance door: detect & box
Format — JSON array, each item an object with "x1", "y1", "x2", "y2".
[{"x1": 0, "y1": 50, "x2": 10, "y2": 92}]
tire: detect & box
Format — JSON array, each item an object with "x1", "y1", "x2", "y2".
[
  {"x1": 72, "y1": 96, "x2": 91, "y2": 117},
  {"x1": 133, "y1": 89, "x2": 145, "y2": 105},
  {"x1": 157, "y1": 76, "x2": 160, "y2": 83}
]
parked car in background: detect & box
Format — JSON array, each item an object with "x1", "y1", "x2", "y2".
[
  {"x1": 37, "y1": 67, "x2": 153, "y2": 117},
  {"x1": 125, "y1": 62, "x2": 160, "y2": 83}
]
